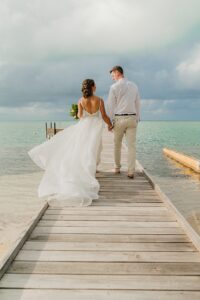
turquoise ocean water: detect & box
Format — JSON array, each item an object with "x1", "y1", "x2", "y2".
[
  {"x1": 1, "y1": 120, "x2": 200, "y2": 233},
  {"x1": 0, "y1": 120, "x2": 199, "y2": 178}
]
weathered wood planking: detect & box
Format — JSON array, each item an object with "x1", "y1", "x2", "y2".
[
  {"x1": 30, "y1": 233, "x2": 189, "y2": 243},
  {"x1": 37, "y1": 220, "x2": 179, "y2": 227},
  {"x1": 1, "y1": 290, "x2": 200, "y2": 300},
  {"x1": 0, "y1": 129, "x2": 200, "y2": 299},
  {"x1": 8, "y1": 261, "x2": 200, "y2": 275},
  {"x1": 1, "y1": 274, "x2": 200, "y2": 290},
  {"x1": 32, "y1": 226, "x2": 183, "y2": 234},
  {"x1": 14, "y1": 250, "x2": 200, "y2": 262},
  {"x1": 41, "y1": 214, "x2": 176, "y2": 221},
  {"x1": 21, "y1": 241, "x2": 195, "y2": 251}
]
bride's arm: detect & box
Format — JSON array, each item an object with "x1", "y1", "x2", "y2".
[
  {"x1": 99, "y1": 99, "x2": 113, "y2": 129},
  {"x1": 77, "y1": 100, "x2": 83, "y2": 119}
]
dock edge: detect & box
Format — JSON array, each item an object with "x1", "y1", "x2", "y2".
[{"x1": 137, "y1": 160, "x2": 200, "y2": 252}]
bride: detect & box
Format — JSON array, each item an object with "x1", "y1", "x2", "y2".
[{"x1": 28, "y1": 79, "x2": 113, "y2": 207}]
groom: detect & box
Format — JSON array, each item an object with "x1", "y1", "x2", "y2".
[{"x1": 106, "y1": 66, "x2": 140, "y2": 179}]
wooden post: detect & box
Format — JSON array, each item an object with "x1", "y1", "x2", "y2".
[
  {"x1": 54, "y1": 122, "x2": 56, "y2": 135},
  {"x1": 45, "y1": 122, "x2": 47, "y2": 139}
]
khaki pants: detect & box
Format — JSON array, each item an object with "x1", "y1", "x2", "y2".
[{"x1": 113, "y1": 115, "x2": 137, "y2": 174}]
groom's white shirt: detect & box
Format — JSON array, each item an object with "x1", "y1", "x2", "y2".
[{"x1": 106, "y1": 77, "x2": 140, "y2": 122}]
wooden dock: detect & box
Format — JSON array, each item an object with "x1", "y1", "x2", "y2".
[{"x1": 0, "y1": 129, "x2": 200, "y2": 299}]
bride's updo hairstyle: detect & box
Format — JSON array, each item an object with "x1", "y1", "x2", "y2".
[{"x1": 81, "y1": 79, "x2": 95, "y2": 98}]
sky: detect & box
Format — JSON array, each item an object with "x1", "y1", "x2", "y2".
[{"x1": 0, "y1": 0, "x2": 200, "y2": 121}]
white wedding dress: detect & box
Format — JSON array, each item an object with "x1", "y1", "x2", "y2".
[{"x1": 28, "y1": 102, "x2": 104, "y2": 207}]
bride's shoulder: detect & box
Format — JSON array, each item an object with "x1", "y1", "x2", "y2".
[
  {"x1": 95, "y1": 95, "x2": 104, "y2": 102},
  {"x1": 96, "y1": 96, "x2": 105, "y2": 110},
  {"x1": 78, "y1": 97, "x2": 83, "y2": 104}
]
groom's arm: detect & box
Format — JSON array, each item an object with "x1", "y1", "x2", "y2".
[
  {"x1": 135, "y1": 90, "x2": 141, "y2": 122},
  {"x1": 106, "y1": 86, "x2": 117, "y2": 122}
]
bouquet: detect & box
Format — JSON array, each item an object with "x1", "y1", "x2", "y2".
[{"x1": 70, "y1": 104, "x2": 79, "y2": 119}]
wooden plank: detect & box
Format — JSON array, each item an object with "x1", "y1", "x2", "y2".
[
  {"x1": 97, "y1": 198, "x2": 163, "y2": 203},
  {"x1": 95, "y1": 195, "x2": 164, "y2": 202},
  {"x1": 22, "y1": 241, "x2": 195, "y2": 252},
  {"x1": 8, "y1": 261, "x2": 200, "y2": 275},
  {"x1": 100, "y1": 189, "x2": 155, "y2": 193},
  {"x1": 99, "y1": 191, "x2": 158, "y2": 195},
  {"x1": 1, "y1": 274, "x2": 200, "y2": 290},
  {"x1": 45, "y1": 208, "x2": 170, "y2": 217},
  {"x1": 93, "y1": 199, "x2": 162, "y2": 202},
  {"x1": 46, "y1": 206, "x2": 167, "y2": 211},
  {"x1": 99, "y1": 180, "x2": 150, "y2": 184},
  {"x1": 100, "y1": 187, "x2": 154, "y2": 190},
  {"x1": 32, "y1": 226, "x2": 183, "y2": 235},
  {"x1": 15, "y1": 250, "x2": 200, "y2": 262},
  {"x1": 44, "y1": 210, "x2": 170, "y2": 216},
  {"x1": 1, "y1": 289, "x2": 200, "y2": 300},
  {"x1": 97, "y1": 175, "x2": 148, "y2": 179},
  {"x1": 97, "y1": 173, "x2": 144, "y2": 178},
  {"x1": 37, "y1": 220, "x2": 179, "y2": 228},
  {"x1": 90, "y1": 200, "x2": 164, "y2": 204},
  {"x1": 41, "y1": 214, "x2": 176, "y2": 221},
  {"x1": 98, "y1": 193, "x2": 159, "y2": 196},
  {"x1": 96, "y1": 199, "x2": 163, "y2": 204},
  {"x1": 98, "y1": 180, "x2": 151, "y2": 183},
  {"x1": 30, "y1": 233, "x2": 189, "y2": 243},
  {"x1": 98, "y1": 195, "x2": 160, "y2": 200},
  {"x1": 98, "y1": 196, "x2": 162, "y2": 200},
  {"x1": 91, "y1": 202, "x2": 163, "y2": 206},
  {"x1": 99, "y1": 177, "x2": 153, "y2": 185},
  {"x1": 98, "y1": 186, "x2": 155, "y2": 190}
]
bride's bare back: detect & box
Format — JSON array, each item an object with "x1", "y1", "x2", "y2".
[
  {"x1": 80, "y1": 96, "x2": 100, "y2": 114},
  {"x1": 78, "y1": 96, "x2": 112, "y2": 129}
]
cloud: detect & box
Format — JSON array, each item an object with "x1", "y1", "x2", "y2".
[
  {"x1": 0, "y1": 0, "x2": 200, "y2": 120},
  {"x1": 176, "y1": 44, "x2": 200, "y2": 89},
  {"x1": 1, "y1": 0, "x2": 200, "y2": 62},
  {"x1": 141, "y1": 98, "x2": 200, "y2": 120},
  {"x1": 0, "y1": 55, "x2": 117, "y2": 109}
]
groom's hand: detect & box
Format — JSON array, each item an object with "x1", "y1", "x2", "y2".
[
  {"x1": 136, "y1": 117, "x2": 140, "y2": 124},
  {"x1": 108, "y1": 124, "x2": 113, "y2": 131}
]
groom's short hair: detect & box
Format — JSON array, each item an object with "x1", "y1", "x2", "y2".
[{"x1": 110, "y1": 65, "x2": 124, "y2": 74}]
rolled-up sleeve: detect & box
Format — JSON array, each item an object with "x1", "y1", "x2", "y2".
[{"x1": 106, "y1": 86, "x2": 117, "y2": 121}]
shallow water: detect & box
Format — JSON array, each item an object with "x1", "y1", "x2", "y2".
[{"x1": 0, "y1": 120, "x2": 199, "y2": 177}]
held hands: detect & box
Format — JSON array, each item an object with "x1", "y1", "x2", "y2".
[{"x1": 108, "y1": 123, "x2": 114, "y2": 131}]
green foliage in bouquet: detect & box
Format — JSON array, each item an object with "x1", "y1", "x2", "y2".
[{"x1": 70, "y1": 104, "x2": 79, "y2": 119}]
